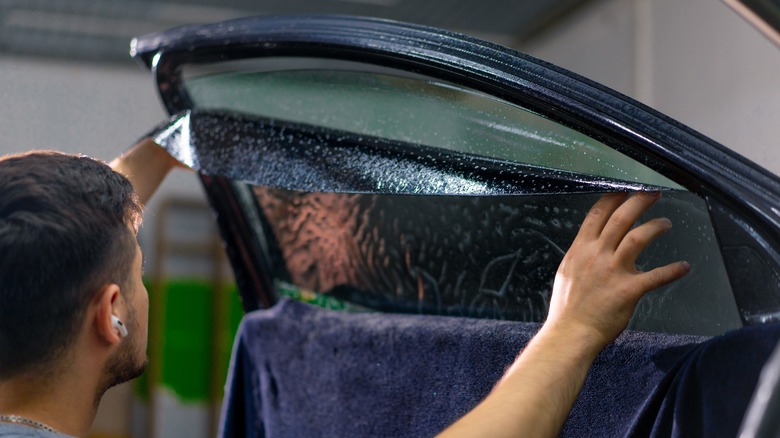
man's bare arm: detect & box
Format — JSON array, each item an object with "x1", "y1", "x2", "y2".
[
  {"x1": 109, "y1": 137, "x2": 181, "y2": 206},
  {"x1": 439, "y1": 192, "x2": 691, "y2": 438}
]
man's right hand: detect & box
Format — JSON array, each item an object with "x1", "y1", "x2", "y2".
[
  {"x1": 545, "y1": 191, "x2": 691, "y2": 354},
  {"x1": 439, "y1": 192, "x2": 690, "y2": 438}
]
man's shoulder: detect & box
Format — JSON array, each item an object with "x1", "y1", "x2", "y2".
[{"x1": 0, "y1": 424, "x2": 72, "y2": 438}]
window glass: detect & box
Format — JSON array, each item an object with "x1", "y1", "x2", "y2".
[
  {"x1": 240, "y1": 185, "x2": 740, "y2": 336},
  {"x1": 176, "y1": 59, "x2": 740, "y2": 336}
]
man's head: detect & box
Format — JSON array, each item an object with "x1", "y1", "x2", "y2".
[{"x1": 0, "y1": 151, "x2": 144, "y2": 383}]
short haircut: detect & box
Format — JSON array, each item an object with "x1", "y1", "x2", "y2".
[{"x1": 0, "y1": 151, "x2": 142, "y2": 378}]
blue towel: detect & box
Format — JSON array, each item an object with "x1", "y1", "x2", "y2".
[{"x1": 219, "y1": 298, "x2": 780, "y2": 437}]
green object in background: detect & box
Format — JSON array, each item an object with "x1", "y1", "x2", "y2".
[{"x1": 135, "y1": 279, "x2": 244, "y2": 402}]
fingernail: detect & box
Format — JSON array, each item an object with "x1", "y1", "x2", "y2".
[
  {"x1": 662, "y1": 217, "x2": 673, "y2": 228},
  {"x1": 681, "y1": 261, "x2": 691, "y2": 272}
]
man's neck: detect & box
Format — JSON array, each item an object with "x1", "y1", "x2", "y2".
[{"x1": 0, "y1": 364, "x2": 101, "y2": 437}]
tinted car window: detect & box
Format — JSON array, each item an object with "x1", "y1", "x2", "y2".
[{"x1": 174, "y1": 59, "x2": 742, "y2": 336}]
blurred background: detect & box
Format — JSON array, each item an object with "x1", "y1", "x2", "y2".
[{"x1": 1, "y1": 0, "x2": 779, "y2": 437}]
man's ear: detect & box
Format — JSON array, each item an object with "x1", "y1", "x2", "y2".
[{"x1": 94, "y1": 283, "x2": 123, "y2": 344}]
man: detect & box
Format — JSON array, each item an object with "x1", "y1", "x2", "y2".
[
  {"x1": 0, "y1": 138, "x2": 178, "y2": 437},
  {"x1": 0, "y1": 138, "x2": 687, "y2": 437},
  {"x1": 439, "y1": 191, "x2": 690, "y2": 437}
]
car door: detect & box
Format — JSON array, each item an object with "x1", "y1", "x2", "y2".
[{"x1": 131, "y1": 15, "x2": 780, "y2": 336}]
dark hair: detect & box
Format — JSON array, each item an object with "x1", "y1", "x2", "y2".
[{"x1": 0, "y1": 151, "x2": 142, "y2": 378}]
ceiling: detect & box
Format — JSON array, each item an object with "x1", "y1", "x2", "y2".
[{"x1": 0, "y1": 0, "x2": 593, "y2": 64}]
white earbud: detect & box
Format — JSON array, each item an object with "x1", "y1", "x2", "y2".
[{"x1": 111, "y1": 315, "x2": 129, "y2": 338}]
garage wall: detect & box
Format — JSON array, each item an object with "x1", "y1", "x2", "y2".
[
  {"x1": 521, "y1": 0, "x2": 780, "y2": 176},
  {"x1": 0, "y1": 56, "x2": 161, "y2": 161},
  {"x1": 0, "y1": 55, "x2": 205, "y2": 253}
]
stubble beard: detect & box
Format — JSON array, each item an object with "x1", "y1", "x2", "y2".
[{"x1": 95, "y1": 312, "x2": 148, "y2": 405}]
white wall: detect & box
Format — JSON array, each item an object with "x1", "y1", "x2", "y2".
[
  {"x1": 521, "y1": 0, "x2": 780, "y2": 176},
  {"x1": 522, "y1": 0, "x2": 637, "y2": 97},
  {"x1": 0, "y1": 56, "x2": 163, "y2": 160},
  {"x1": 0, "y1": 55, "x2": 205, "y2": 254}
]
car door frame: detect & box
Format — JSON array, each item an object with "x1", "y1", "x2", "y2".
[{"x1": 132, "y1": 14, "x2": 780, "y2": 323}]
